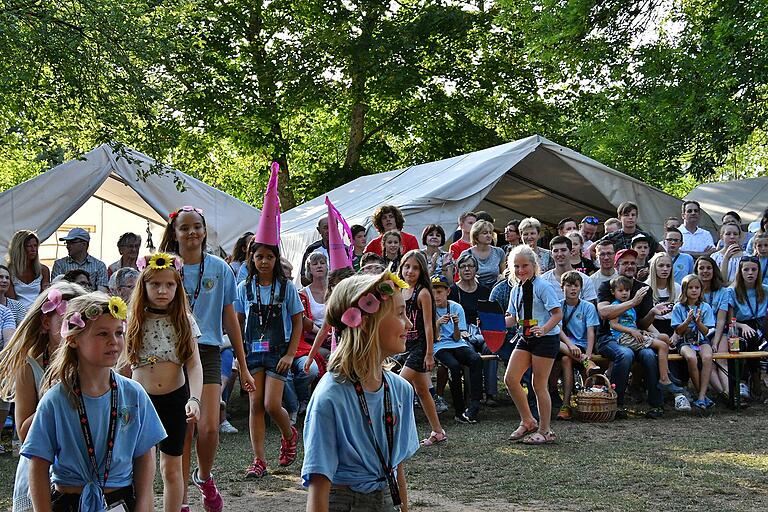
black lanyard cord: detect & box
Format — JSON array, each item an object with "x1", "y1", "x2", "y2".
[
  {"x1": 74, "y1": 371, "x2": 118, "y2": 488},
  {"x1": 254, "y1": 279, "x2": 277, "y2": 330},
  {"x1": 181, "y1": 252, "x2": 206, "y2": 312},
  {"x1": 352, "y1": 374, "x2": 401, "y2": 506}
]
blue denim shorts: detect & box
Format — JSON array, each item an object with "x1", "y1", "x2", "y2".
[{"x1": 247, "y1": 346, "x2": 289, "y2": 381}]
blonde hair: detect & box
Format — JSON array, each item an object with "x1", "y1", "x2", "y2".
[
  {"x1": 6, "y1": 230, "x2": 41, "y2": 279},
  {"x1": 470, "y1": 220, "x2": 496, "y2": 245},
  {"x1": 0, "y1": 282, "x2": 86, "y2": 400},
  {"x1": 647, "y1": 252, "x2": 675, "y2": 302},
  {"x1": 518, "y1": 217, "x2": 541, "y2": 234},
  {"x1": 506, "y1": 245, "x2": 541, "y2": 285},
  {"x1": 123, "y1": 264, "x2": 194, "y2": 368},
  {"x1": 41, "y1": 292, "x2": 118, "y2": 404},
  {"x1": 325, "y1": 273, "x2": 399, "y2": 384}
]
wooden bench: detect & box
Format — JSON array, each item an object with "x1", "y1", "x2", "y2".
[{"x1": 479, "y1": 351, "x2": 768, "y2": 411}]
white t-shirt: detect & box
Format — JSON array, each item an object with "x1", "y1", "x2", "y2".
[{"x1": 680, "y1": 225, "x2": 715, "y2": 253}]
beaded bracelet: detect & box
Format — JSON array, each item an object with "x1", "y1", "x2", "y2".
[{"x1": 188, "y1": 396, "x2": 201, "y2": 407}]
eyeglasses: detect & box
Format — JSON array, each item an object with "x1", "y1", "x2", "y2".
[
  {"x1": 65, "y1": 239, "x2": 87, "y2": 245},
  {"x1": 582, "y1": 216, "x2": 600, "y2": 225},
  {"x1": 458, "y1": 264, "x2": 476, "y2": 270},
  {"x1": 740, "y1": 256, "x2": 759, "y2": 263},
  {"x1": 664, "y1": 238, "x2": 682, "y2": 243}
]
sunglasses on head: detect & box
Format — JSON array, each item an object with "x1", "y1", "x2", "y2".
[
  {"x1": 169, "y1": 205, "x2": 204, "y2": 220},
  {"x1": 740, "y1": 256, "x2": 759, "y2": 264},
  {"x1": 582, "y1": 216, "x2": 600, "y2": 225}
]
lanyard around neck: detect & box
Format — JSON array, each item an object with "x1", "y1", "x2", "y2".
[
  {"x1": 352, "y1": 374, "x2": 401, "y2": 506},
  {"x1": 74, "y1": 371, "x2": 118, "y2": 489}
]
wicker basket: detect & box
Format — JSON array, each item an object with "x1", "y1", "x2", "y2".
[{"x1": 575, "y1": 374, "x2": 617, "y2": 423}]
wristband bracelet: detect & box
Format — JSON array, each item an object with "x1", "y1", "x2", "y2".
[{"x1": 188, "y1": 396, "x2": 201, "y2": 407}]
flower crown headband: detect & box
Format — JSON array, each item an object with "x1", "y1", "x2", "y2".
[
  {"x1": 340, "y1": 272, "x2": 409, "y2": 328},
  {"x1": 136, "y1": 252, "x2": 183, "y2": 272},
  {"x1": 60, "y1": 296, "x2": 128, "y2": 338}
]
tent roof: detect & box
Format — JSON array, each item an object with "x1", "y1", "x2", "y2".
[
  {"x1": 280, "y1": 135, "x2": 714, "y2": 271},
  {"x1": 684, "y1": 177, "x2": 768, "y2": 226},
  {"x1": 0, "y1": 143, "x2": 261, "y2": 254}
]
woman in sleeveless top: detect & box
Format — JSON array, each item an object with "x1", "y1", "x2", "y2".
[{"x1": 5, "y1": 231, "x2": 50, "y2": 308}]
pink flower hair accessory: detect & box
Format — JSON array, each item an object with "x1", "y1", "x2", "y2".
[
  {"x1": 357, "y1": 293, "x2": 381, "y2": 314},
  {"x1": 341, "y1": 307, "x2": 363, "y2": 328},
  {"x1": 42, "y1": 288, "x2": 68, "y2": 316},
  {"x1": 61, "y1": 311, "x2": 86, "y2": 338}
]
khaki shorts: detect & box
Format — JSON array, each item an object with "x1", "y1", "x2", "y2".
[
  {"x1": 198, "y1": 344, "x2": 223, "y2": 385},
  {"x1": 329, "y1": 486, "x2": 396, "y2": 512}
]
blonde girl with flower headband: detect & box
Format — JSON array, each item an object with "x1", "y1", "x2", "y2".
[
  {"x1": 303, "y1": 272, "x2": 420, "y2": 512},
  {"x1": 22, "y1": 292, "x2": 166, "y2": 512},
  {"x1": 0, "y1": 282, "x2": 86, "y2": 512},
  {"x1": 121, "y1": 253, "x2": 204, "y2": 512},
  {"x1": 159, "y1": 206, "x2": 254, "y2": 512}
]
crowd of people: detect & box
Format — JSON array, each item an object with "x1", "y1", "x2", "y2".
[{"x1": 0, "y1": 164, "x2": 767, "y2": 512}]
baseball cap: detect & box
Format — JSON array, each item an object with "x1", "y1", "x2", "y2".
[
  {"x1": 59, "y1": 227, "x2": 90, "y2": 242},
  {"x1": 630, "y1": 233, "x2": 652, "y2": 247},
  {"x1": 430, "y1": 275, "x2": 451, "y2": 289},
  {"x1": 614, "y1": 248, "x2": 638, "y2": 265}
]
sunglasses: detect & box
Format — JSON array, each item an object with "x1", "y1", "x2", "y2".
[
  {"x1": 740, "y1": 256, "x2": 759, "y2": 264},
  {"x1": 582, "y1": 216, "x2": 600, "y2": 225},
  {"x1": 169, "y1": 205, "x2": 204, "y2": 220}
]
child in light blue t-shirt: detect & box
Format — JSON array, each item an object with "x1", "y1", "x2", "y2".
[
  {"x1": 556, "y1": 271, "x2": 601, "y2": 420},
  {"x1": 671, "y1": 274, "x2": 716, "y2": 409},
  {"x1": 22, "y1": 293, "x2": 166, "y2": 512},
  {"x1": 302, "y1": 272, "x2": 419, "y2": 511}
]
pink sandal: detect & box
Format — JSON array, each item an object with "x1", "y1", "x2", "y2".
[
  {"x1": 420, "y1": 429, "x2": 447, "y2": 446},
  {"x1": 508, "y1": 422, "x2": 538, "y2": 442}
]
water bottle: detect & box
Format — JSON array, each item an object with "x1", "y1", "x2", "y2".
[{"x1": 728, "y1": 318, "x2": 740, "y2": 353}]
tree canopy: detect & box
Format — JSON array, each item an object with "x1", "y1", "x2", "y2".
[{"x1": 1, "y1": 0, "x2": 766, "y2": 205}]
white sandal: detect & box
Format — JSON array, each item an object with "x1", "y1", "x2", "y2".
[{"x1": 420, "y1": 429, "x2": 447, "y2": 446}]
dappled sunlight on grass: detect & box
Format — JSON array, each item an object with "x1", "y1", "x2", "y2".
[{"x1": 677, "y1": 450, "x2": 768, "y2": 471}]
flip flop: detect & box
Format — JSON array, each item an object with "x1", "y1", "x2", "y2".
[
  {"x1": 508, "y1": 423, "x2": 538, "y2": 442},
  {"x1": 522, "y1": 431, "x2": 557, "y2": 445}
]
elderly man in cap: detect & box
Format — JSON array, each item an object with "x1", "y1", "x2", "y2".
[
  {"x1": 52, "y1": 227, "x2": 109, "y2": 292},
  {"x1": 595, "y1": 248, "x2": 684, "y2": 419}
]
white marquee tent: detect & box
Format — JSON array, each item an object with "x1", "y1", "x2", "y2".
[
  {"x1": 280, "y1": 135, "x2": 715, "y2": 272},
  {"x1": 684, "y1": 177, "x2": 768, "y2": 230},
  {"x1": 0, "y1": 144, "x2": 261, "y2": 257}
]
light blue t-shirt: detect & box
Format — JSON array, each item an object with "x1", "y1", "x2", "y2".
[
  {"x1": 236, "y1": 262, "x2": 248, "y2": 283},
  {"x1": 302, "y1": 371, "x2": 419, "y2": 493},
  {"x1": 728, "y1": 285, "x2": 768, "y2": 321},
  {"x1": 560, "y1": 299, "x2": 600, "y2": 346},
  {"x1": 671, "y1": 302, "x2": 715, "y2": 340},
  {"x1": 761, "y1": 257, "x2": 768, "y2": 286},
  {"x1": 21, "y1": 374, "x2": 166, "y2": 511},
  {"x1": 434, "y1": 301, "x2": 470, "y2": 354},
  {"x1": 672, "y1": 253, "x2": 695, "y2": 284},
  {"x1": 183, "y1": 254, "x2": 237, "y2": 346},
  {"x1": 610, "y1": 300, "x2": 637, "y2": 339},
  {"x1": 506, "y1": 277, "x2": 562, "y2": 335},
  {"x1": 702, "y1": 287, "x2": 731, "y2": 313},
  {"x1": 234, "y1": 278, "x2": 304, "y2": 343}
]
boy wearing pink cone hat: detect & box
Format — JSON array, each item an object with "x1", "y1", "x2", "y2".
[{"x1": 234, "y1": 163, "x2": 305, "y2": 478}]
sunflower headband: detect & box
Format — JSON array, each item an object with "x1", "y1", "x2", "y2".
[
  {"x1": 60, "y1": 296, "x2": 128, "y2": 338},
  {"x1": 136, "y1": 252, "x2": 183, "y2": 272},
  {"x1": 340, "y1": 272, "x2": 409, "y2": 328}
]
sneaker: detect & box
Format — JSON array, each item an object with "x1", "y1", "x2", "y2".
[
  {"x1": 740, "y1": 382, "x2": 750, "y2": 399},
  {"x1": 219, "y1": 420, "x2": 238, "y2": 434},
  {"x1": 703, "y1": 396, "x2": 715, "y2": 409},
  {"x1": 289, "y1": 410, "x2": 298, "y2": 427},
  {"x1": 463, "y1": 402, "x2": 480, "y2": 423},
  {"x1": 674, "y1": 394, "x2": 691, "y2": 412},
  {"x1": 657, "y1": 381, "x2": 686, "y2": 395},
  {"x1": 556, "y1": 405, "x2": 572, "y2": 421},
  {"x1": 460, "y1": 412, "x2": 478, "y2": 424},
  {"x1": 645, "y1": 407, "x2": 664, "y2": 419},
  {"x1": 484, "y1": 395, "x2": 499, "y2": 408},
  {"x1": 298, "y1": 400, "x2": 309, "y2": 416},
  {"x1": 192, "y1": 469, "x2": 223, "y2": 512},
  {"x1": 454, "y1": 414, "x2": 471, "y2": 424},
  {"x1": 245, "y1": 458, "x2": 267, "y2": 479},
  {"x1": 434, "y1": 396, "x2": 449, "y2": 414},
  {"x1": 279, "y1": 426, "x2": 299, "y2": 467},
  {"x1": 614, "y1": 408, "x2": 629, "y2": 420},
  {"x1": 668, "y1": 372, "x2": 683, "y2": 387}
]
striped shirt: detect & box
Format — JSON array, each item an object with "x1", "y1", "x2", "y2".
[
  {"x1": 51, "y1": 254, "x2": 108, "y2": 290},
  {"x1": 1, "y1": 298, "x2": 26, "y2": 326}
]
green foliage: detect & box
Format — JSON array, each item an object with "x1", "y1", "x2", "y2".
[{"x1": 1, "y1": 0, "x2": 765, "y2": 207}]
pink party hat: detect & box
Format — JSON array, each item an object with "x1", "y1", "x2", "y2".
[
  {"x1": 254, "y1": 162, "x2": 281, "y2": 246},
  {"x1": 326, "y1": 196, "x2": 354, "y2": 270}
]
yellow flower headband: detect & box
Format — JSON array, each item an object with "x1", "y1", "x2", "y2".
[
  {"x1": 60, "y1": 296, "x2": 128, "y2": 337},
  {"x1": 136, "y1": 252, "x2": 183, "y2": 272}
]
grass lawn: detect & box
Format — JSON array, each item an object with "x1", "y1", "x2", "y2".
[{"x1": 3, "y1": 387, "x2": 767, "y2": 512}]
